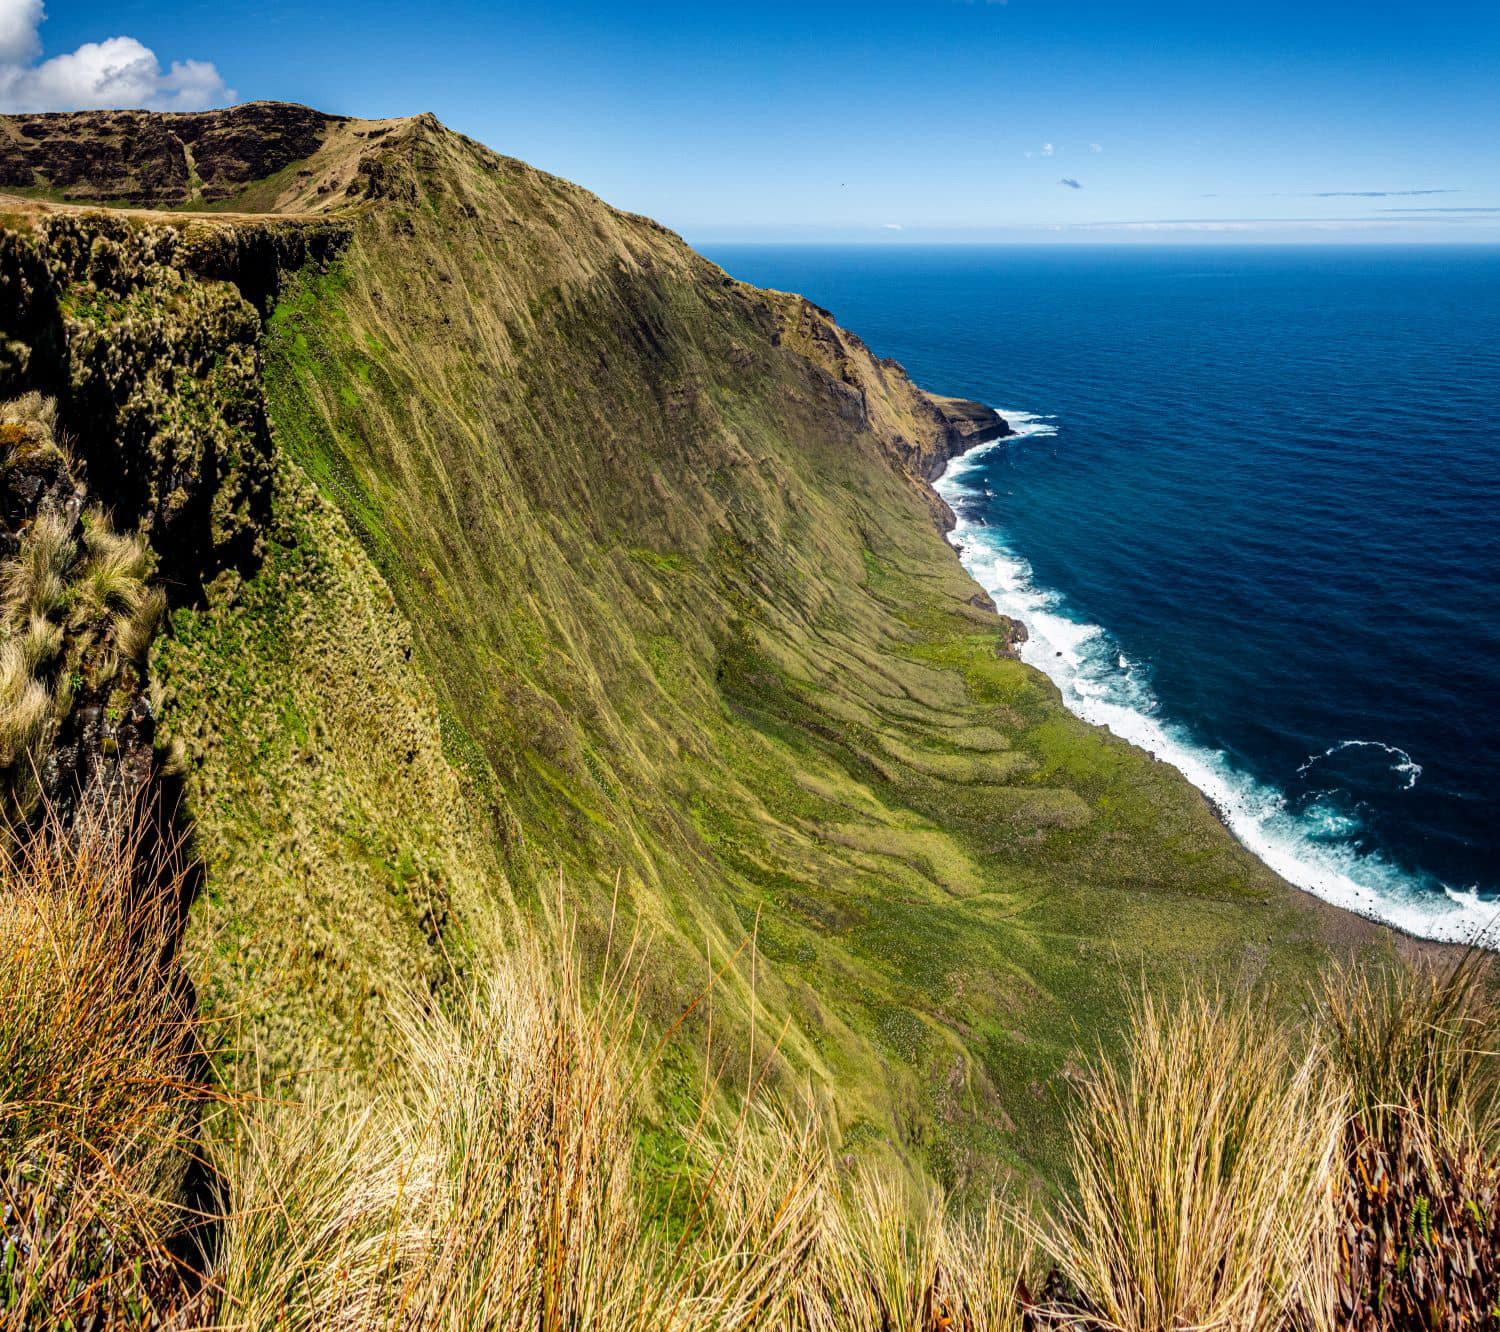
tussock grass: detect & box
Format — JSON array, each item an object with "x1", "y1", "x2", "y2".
[
  {"x1": 5, "y1": 794, "x2": 1483, "y2": 1332},
  {"x1": 117, "y1": 582, "x2": 169, "y2": 663},
  {"x1": 1311, "y1": 954, "x2": 1500, "y2": 1329},
  {"x1": 75, "y1": 515, "x2": 154, "y2": 624},
  {"x1": 214, "y1": 921, "x2": 834, "y2": 1331},
  {"x1": 202, "y1": 894, "x2": 1042, "y2": 1332},
  {"x1": 1322, "y1": 951, "x2": 1499, "y2": 1159},
  {"x1": 1041, "y1": 989, "x2": 1346, "y2": 1332},
  {"x1": 4, "y1": 805, "x2": 1492, "y2": 1330},
  {"x1": 939, "y1": 1196, "x2": 1037, "y2": 1332},
  {"x1": 210, "y1": 1091, "x2": 416, "y2": 1329},
  {"x1": 0, "y1": 672, "x2": 49, "y2": 770},
  {"x1": 17, "y1": 612, "x2": 63, "y2": 674},
  {"x1": 0, "y1": 804, "x2": 213, "y2": 1327},
  {"x1": 0, "y1": 512, "x2": 71, "y2": 623},
  {"x1": 1, "y1": 391, "x2": 58, "y2": 435},
  {"x1": 0, "y1": 395, "x2": 166, "y2": 822},
  {"x1": 785, "y1": 1167, "x2": 1035, "y2": 1332}
]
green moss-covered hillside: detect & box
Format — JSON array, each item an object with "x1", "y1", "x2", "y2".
[{"x1": 0, "y1": 105, "x2": 1400, "y2": 1194}]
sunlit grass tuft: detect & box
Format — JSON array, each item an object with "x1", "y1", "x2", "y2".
[
  {"x1": 1041, "y1": 988, "x2": 1345, "y2": 1332},
  {"x1": 0, "y1": 804, "x2": 213, "y2": 1327}
]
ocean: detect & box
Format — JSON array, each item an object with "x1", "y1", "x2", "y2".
[{"x1": 703, "y1": 244, "x2": 1500, "y2": 943}]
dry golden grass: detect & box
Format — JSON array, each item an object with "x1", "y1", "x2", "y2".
[
  {"x1": 0, "y1": 511, "x2": 71, "y2": 624},
  {"x1": 0, "y1": 394, "x2": 164, "y2": 822},
  {"x1": 207, "y1": 900, "x2": 1048, "y2": 1332},
  {"x1": 3, "y1": 796, "x2": 1492, "y2": 1330},
  {"x1": 1305, "y1": 954, "x2": 1500, "y2": 1329},
  {"x1": 1040, "y1": 989, "x2": 1346, "y2": 1332},
  {"x1": 1321, "y1": 951, "x2": 1499, "y2": 1161},
  {"x1": 778, "y1": 1167, "x2": 1036, "y2": 1332},
  {"x1": 0, "y1": 804, "x2": 212, "y2": 1327},
  {"x1": 213, "y1": 915, "x2": 832, "y2": 1331}
]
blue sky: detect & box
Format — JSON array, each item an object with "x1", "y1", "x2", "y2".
[{"x1": 4, "y1": 0, "x2": 1498, "y2": 242}]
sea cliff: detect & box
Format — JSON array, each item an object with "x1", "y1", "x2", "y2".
[{"x1": 0, "y1": 104, "x2": 1405, "y2": 1194}]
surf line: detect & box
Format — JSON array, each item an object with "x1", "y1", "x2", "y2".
[{"x1": 931, "y1": 412, "x2": 1496, "y2": 948}]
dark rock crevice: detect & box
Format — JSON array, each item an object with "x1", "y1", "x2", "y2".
[{"x1": 0, "y1": 210, "x2": 349, "y2": 596}]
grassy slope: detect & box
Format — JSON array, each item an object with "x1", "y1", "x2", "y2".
[{"x1": 152, "y1": 115, "x2": 1397, "y2": 1192}]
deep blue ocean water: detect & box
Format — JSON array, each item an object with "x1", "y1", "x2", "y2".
[{"x1": 703, "y1": 244, "x2": 1500, "y2": 942}]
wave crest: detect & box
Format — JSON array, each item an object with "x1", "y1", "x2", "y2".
[
  {"x1": 1296, "y1": 739, "x2": 1422, "y2": 791},
  {"x1": 935, "y1": 413, "x2": 1496, "y2": 947}
]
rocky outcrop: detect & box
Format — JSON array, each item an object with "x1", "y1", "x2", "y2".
[
  {"x1": 927, "y1": 393, "x2": 1011, "y2": 467},
  {"x1": 0, "y1": 207, "x2": 348, "y2": 586},
  {"x1": 761, "y1": 289, "x2": 1009, "y2": 487},
  {"x1": 0, "y1": 103, "x2": 344, "y2": 208},
  {"x1": 171, "y1": 103, "x2": 344, "y2": 200}
]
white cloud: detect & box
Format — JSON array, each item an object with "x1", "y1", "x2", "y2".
[
  {"x1": 0, "y1": 0, "x2": 233, "y2": 112},
  {"x1": 0, "y1": 0, "x2": 42, "y2": 67},
  {"x1": 1041, "y1": 142, "x2": 1054, "y2": 156},
  {"x1": 881, "y1": 223, "x2": 904, "y2": 230},
  {"x1": 1089, "y1": 142, "x2": 1103, "y2": 153}
]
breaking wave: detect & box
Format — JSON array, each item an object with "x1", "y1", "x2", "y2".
[
  {"x1": 1297, "y1": 740, "x2": 1422, "y2": 791},
  {"x1": 935, "y1": 415, "x2": 1497, "y2": 947}
]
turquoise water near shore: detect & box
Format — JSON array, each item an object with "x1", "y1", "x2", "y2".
[{"x1": 707, "y1": 244, "x2": 1500, "y2": 942}]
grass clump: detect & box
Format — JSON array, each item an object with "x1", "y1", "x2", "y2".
[
  {"x1": 0, "y1": 805, "x2": 213, "y2": 1328},
  {"x1": 1323, "y1": 952, "x2": 1499, "y2": 1158},
  {"x1": 1, "y1": 512, "x2": 72, "y2": 624},
  {"x1": 1042, "y1": 989, "x2": 1346, "y2": 1332},
  {"x1": 1313, "y1": 956, "x2": 1500, "y2": 1330},
  {"x1": 0, "y1": 395, "x2": 164, "y2": 825},
  {"x1": 208, "y1": 925, "x2": 1041, "y2": 1332}
]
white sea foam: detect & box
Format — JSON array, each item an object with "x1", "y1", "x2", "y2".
[
  {"x1": 1297, "y1": 739, "x2": 1423, "y2": 791},
  {"x1": 935, "y1": 414, "x2": 1498, "y2": 947}
]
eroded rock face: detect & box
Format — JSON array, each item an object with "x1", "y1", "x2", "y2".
[
  {"x1": 926, "y1": 393, "x2": 1011, "y2": 462},
  {"x1": 761, "y1": 290, "x2": 1011, "y2": 485},
  {"x1": 0, "y1": 210, "x2": 347, "y2": 587},
  {"x1": 0, "y1": 103, "x2": 344, "y2": 208},
  {"x1": 0, "y1": 113, "x2": 188, "y2": 204},
  {"x1": 171, "y1": 103, "x2": 343, "y2": 201}
]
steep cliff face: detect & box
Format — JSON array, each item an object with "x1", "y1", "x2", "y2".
[
  {"x1": 0, "y1": 105, "x2": 1395, "y2": 1191},
  {"x1": 764, "y1": 290, "x2": 1010, "y2": 485}
]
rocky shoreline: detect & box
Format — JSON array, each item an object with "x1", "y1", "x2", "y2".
[{"x1": 922, "y1": 393, "x2": 1012, "y2": 479}]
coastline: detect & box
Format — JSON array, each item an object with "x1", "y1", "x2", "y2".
[{"x1": 927, "y1": 413, "x2": 1493, "y2": 954}]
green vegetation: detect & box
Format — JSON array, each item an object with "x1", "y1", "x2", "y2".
[
  {"x1": 157, "y1": 459, "x2": 503, "y2": 1084},
  {"x1": 0, "y1": 103, "x2": 1473, "y2": 1327},
  {"x1": 0, "y1": 108, "x2": 1401, "y2": 1187},
  {"x1": 1, "y1": 810, "x2": 1493, "y2": 1329},
  {"x1": 199, "y1": 111, "x2": 1388, "y2": 1189}
]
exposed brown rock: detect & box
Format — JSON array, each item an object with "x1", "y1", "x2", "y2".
[
  {"x1": 0, "y1": 102, "x2": 344, "y2": 208},
  {"x1": 760, "y1": 289, "x2": 1011, "y2": 486}
]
